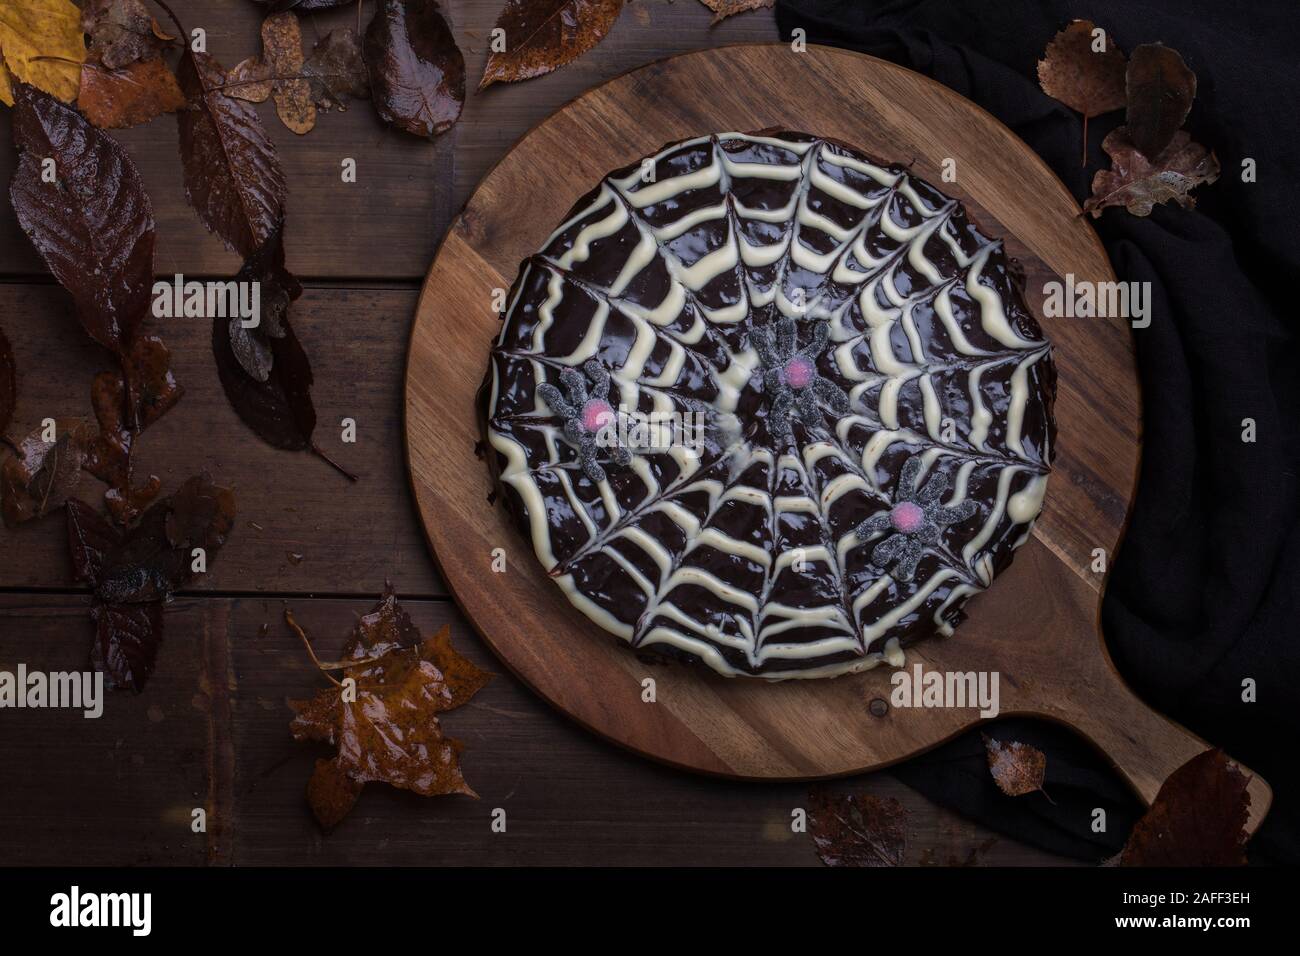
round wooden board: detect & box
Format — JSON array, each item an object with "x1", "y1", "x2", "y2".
[{"x1": 406, "y1": 44, "x2": 1270, "y2": 823}]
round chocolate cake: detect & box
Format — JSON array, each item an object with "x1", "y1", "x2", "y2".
[{"x1": 482, "y1": 130, "x2": 1055, "y2": 679}]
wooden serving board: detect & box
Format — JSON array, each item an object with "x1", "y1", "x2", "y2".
[{"x1": 406, "y1": 44, "x2": 1271, "y2": 830}]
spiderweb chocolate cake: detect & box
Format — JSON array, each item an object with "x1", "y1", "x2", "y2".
[{"x1": 482, "y1": 130, "x2": 1055, "y2": 679}]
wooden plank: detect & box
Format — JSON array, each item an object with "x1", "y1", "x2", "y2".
[
  {"x1": 0, "y1": 283, "x2": 444, "y2": 597},
  {"x1": 0, "y1": 0, "x2": 776, "y2": 282},
  {"x1": 0, "y1": 594, "x2": 1067, "y2": 866}
]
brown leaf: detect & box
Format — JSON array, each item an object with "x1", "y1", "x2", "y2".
[
  {"x1": 288, "y1": 585, "x2": 492, "y2": 830},
  {"x1": 224, "y1": 56, "x2": 272, "y2": 103},
  {"x1": 0, "y1": 0, "x2": 85, "y2": 106},
  {"x1": 66, "y1": 496, "x2": 120, "y2": 585},
  {"x1": 1120, "y1": 749, "x2": 1251, "y2": 866},
  {"x1": 251, "y1": 0, "x2": 355, "y2": 10},
  {"x1": 262, "y1": 10, "x2": 317, "y2": 135},
  {"x1": 1126, "y1": 43, "x2": 1196, "y2": 161},
  {"x1": 1084, "y1": 127, "x2": 1220, "y2": 218},
  {"x1": 365, "y1": 0, "x2": 465, "y2": 138},
  {"x1": 82, "y1": 0, "x2": 171, "y2": 70},
  {"x1": 303, "y1": 28, "x2": 369, "y2": 111},
  {"x1": 807, "y1": 788, "x2": 907, "y2": 866},
  {"x1": 697, "y1": 0, "x2": 773, "y2": 25},
  {"x1": 983, "y1": 734, "x2": 1047, "y2": 797},
  {"x1": 1, "y1": 419, "x2": 95, "y2": 528},
  {"x1": 480, "y1": 0, "x2": 623, "y2": 90},
  {"x1": 177, "y1": 49, "x2": 288, "y2": 259},
  {"x1": 78, "y1": 57, "x2": 187, "y2": 129},
  {"x1": 0, "y1": 326, "x2": 14, "y2": 441},
  {"x1": 1036, "y1": 19, "x2": 1126, "y2": 118},
  {"x1": 91, "y1": 601, "x2": 164, "y2": 692},
  {"x1": 9, "y1": 82, "x2": 156, "y2": 356}
]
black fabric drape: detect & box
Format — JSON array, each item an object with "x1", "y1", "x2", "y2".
[{"x1": 774, "y1": 0, "x2": 1300, "y2": 863}]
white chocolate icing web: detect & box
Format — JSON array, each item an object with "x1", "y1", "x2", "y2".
[{"x1": 484, "y1": 131, "x2": 1055, "y2": 679}]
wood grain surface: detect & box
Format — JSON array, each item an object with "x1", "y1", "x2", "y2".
[{"x1": 405, "y1": 44, "x2": 1271, "y2": 826}]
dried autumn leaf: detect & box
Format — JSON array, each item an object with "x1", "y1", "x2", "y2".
[
  {"x1": 251, "y1": 0, "x2": 355, "y2": 10},
  {"x1": 479, "y1": 0, "x2": 623, "y2": 90},
  {"x1": 78, "y1": 58, "x2": 187, "y2": 129},
  {"x1": 1084, "y1": 128, "x2": 1220, "y2": 218},
  {"x1": 1, "y1": 419, "x2": 95, "y2": 528},
  {"x1": 697, "y1": 0, "x2": 774, "y2": 25},
  {"x1": 82, "y1": 0, "x2": 171, "y2": 71},
  {"x1": 288, "y1": 585, "x2": 493, "y2": 830},
  {"x1": 178, "y1": 49, "x2": 288, "y2": 259},
  {"x1": 0, "y1": 326, "x2": 14, "y2": 442},
  {"x1": 1037, "y1": 20, "x2": 1126, "y2": 118},
  {"x1": 303, "y1": 28, "x2": 370, "y2": 111},
  {"x1": 807, "y1": 788, "x2": 907, "y2": 867},
  {"x1": 262, "y1": 10, "x2": 316, "y2": 135},
  {"x1": 0, "y1": 0, "x2": 85, "y2": 106},
  {"x1": 365, "y1": 0, "x2": 465, "y2": 138},
  {"x1": 1126, "y1": 43, "x2": 1196, "y2": 161},
  {"x1": 224, "y1": 57, "x2": 273, "y2": 103},
  {"x1": 983, "y1": 733, "x2": 1047, "y2": 797},
  {"x1": 1120, "y1": 749, "x2": 1250, "y2": 866},
  {"x1": 9, "y1": 83, "x2": 156, "y2": 356}
]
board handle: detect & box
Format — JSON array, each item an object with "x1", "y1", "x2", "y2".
[{"x1": 1038, "y1": 629, "x2": 1272, "y2": 836}]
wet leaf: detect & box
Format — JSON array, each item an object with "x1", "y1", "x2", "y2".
[
  {"x1": 9, "y1": 83, "x2": 156, "y2": 356},
  {"x1": 91, "y1": 601, "x2": 164, "y2": 692},
  {"x1": 1, "y1": 419, "x2": 95, "y2": 528},
  {"x1": 0, "y1": 0, "x2": 85, "y2": 106},
  {"x1": 178, "y1": 49, "x2": 287, "y2": 258},
  {"x1": 1126, "y1": 43, "x2": 1196, "y2": 161},
  {"x1": 303, "y1": 28, "x2": 370, "y2": 111},
  {"x1": 697, "y1": 0, "x2": 773, "y2": 25},
  {"x1": 807, "y1": 788, "x2": 907, "y2": 867},
  {"x1": 1084, "y1": 128, "x2": 1219, "y2": 218},
  {"x1": 250, "y1": 0, "x2": 355, "y2": 11},
  {"x1": 82, "y1": 0, "x2": 172, "y2": 71},
  {"x1": 1036, "y1": 19, "x2": 1126, "y2": 118},
  {"x1": 365, "y1": 0, "x2": 465, "y2": 138},
  {"x1": 288, "y1": 585, "x2": 493, "y2": 830},
  {"x1": 479, "y1": 0, "x2": 623, "y2": 90},
  {"x1": 1120, "y1": 749, "x2": 1250, "y2": 866},
  {"x1": 262, "y1": 10, "x2": 316, "y2": 135},
  {"x1": 78, "y1": 57, "x2": 187, "y2": 129},
  {"x1": 983, "y1": 734, "x2": 1047, "y2": 797},
  {"x1": 66, "y1": 497, "x2": 120, "y2": 585},
  {"x1": 224, "y1": 56, "x2": 273, "y2": 103},
  {"x1": 0, "y1": 326, "x2": 14, "y2": 441}
]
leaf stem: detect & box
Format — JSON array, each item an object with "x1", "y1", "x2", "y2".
[
  {"x1": 285, "y1": 607, "x2": 343, "y2": 688},
  {"x1": 147, "y1": 0, "x2": 186, "y2": 45},
  {"x1": 311, "y1": 444, "x2": 358, "y2": 482}
]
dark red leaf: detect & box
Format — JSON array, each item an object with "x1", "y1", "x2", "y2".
[
  {"x1": 364, "y1": 0, "x2": 465, "y2": 139},
  {"x1": 807, "y1": 788, "x2": 907, "y2": 867},
  {"x1": 66, "y1": 496, "x2": 121, "y2": 586},
  {"x1": 91, "y1": 601, "x2": 163, "y2": 693},
  {"x1": 177, "y1": 49, "x2": 287, "y2": 258},
  {"x1": 1125, "y1": 43, "x2": 1196, "y2": 161},
  {"x1": 9, "y1": 82, "x2": 156, "y2": 355},
  {"x1": 1120, "y1": 749, "x2": 1251, "y2": 867},
  {"x1": 479, "y1": 0, "x2": 624, "y2": 90}
]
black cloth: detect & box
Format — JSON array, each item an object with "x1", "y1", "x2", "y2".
[{"x1": 775, "y1": 0, "x2": 1300, "y2": 863}]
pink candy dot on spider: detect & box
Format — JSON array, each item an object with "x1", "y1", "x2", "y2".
[
  {"x1": 890, "y1": 501, "x2": 925, "y2": 533},
  {"x1": 783, "y1": 355, "x2": 815, "y2": 389},
  {"x1": 580, "y1": 398, "x2": 614, "y2": 433}
]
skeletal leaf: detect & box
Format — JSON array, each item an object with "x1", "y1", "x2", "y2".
[{"x1": 983, "y1": 734, "x2": 1048, "y2": 797}]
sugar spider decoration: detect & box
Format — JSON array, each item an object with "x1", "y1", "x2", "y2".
[
  {"x1": 855, "y1": 455, "x2": 980, "y2": 582},
  {"x1": 537, "y1": 359, "x2": 631, "y2": 483},
  {"x1": 753, "y1": 316, "x2": 850, "y2": 442}
]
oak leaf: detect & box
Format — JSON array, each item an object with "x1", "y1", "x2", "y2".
[
  {"x1": 261, "y1": 10, "x2": 316, "y2": 135},
  {"x1": 1120, "y1": 749, "x2": 1250, "y2": 866},
  {"x1": 1125, "y1": 43, "x2": 1196, "y2": 161},
  {"x1": 78, "y1": 57, "x2": 187, "y2": 129},
  {"x1": 0, "y1": 0, "x2": 85, "y2": 106},
  {"x1": 697, "y1": 0, "x2": 774, "y2": 25},
  {"x1": 9, "y1": 83, "x2": 156, "y2": 357},
  {"x1": 478, "y1": 0, "x2": 623, "y2": 91},
  {"x1": 1084, "y1": 128, "x2": 1219, "y2": 218},
  {"x1": 983, "y1": 734, "x2": 1048, "y2": 797},
  {"x1": 288, "y1": 585, "x2": 493, "y2": 830},
  {"x1": 807, "y1": 788, "x2": 907, "y2": 867},
  {"x1": 178, "y1": 49, "x2": 288, "y2": 258},
  {"x1": 365, "y1": 0, "x2": 465, "y2": 138}
]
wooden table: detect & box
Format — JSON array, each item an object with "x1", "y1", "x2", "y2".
[{"x1": 0, "y1": 0, "x2": 1068, "y2": 866}]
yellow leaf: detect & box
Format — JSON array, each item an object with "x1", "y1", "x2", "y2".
[{"x1": 0, "y1": 0, "x2": 85, "y2": 106}]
